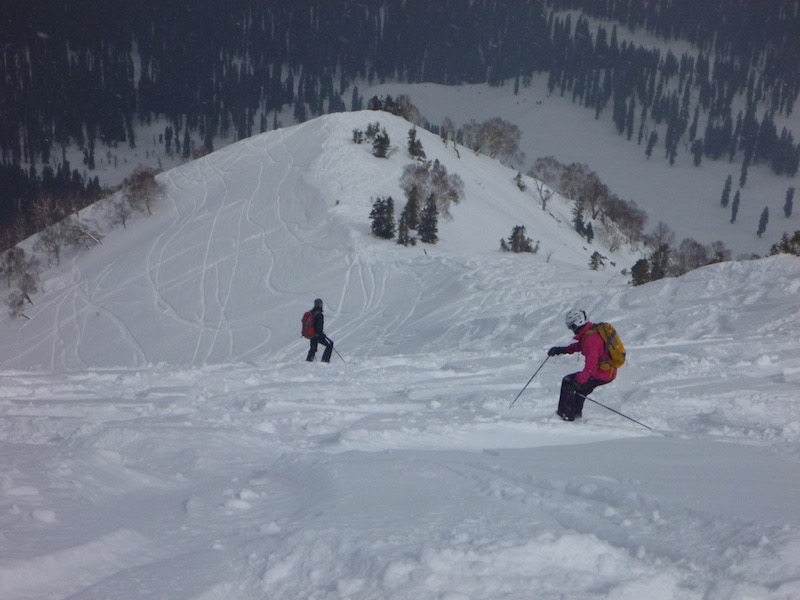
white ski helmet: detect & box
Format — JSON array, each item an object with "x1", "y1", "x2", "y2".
[{"x1": 565, "y1": 308, "x2": 588, "y2": 330}]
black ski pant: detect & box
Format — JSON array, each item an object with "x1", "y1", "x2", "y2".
[
  {"x1": 306, "y1": 334, "x2": 333, "y2": 363},
  {"x1": 557, "y1": 374, "x2": 610, "y2": 420}
]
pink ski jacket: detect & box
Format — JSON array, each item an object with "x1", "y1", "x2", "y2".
[{"x1": 564, "y1": 322, "x2": 617, "y2": 384}]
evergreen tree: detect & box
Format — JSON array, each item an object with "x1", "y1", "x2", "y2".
[
  {"x1": 502, "y1": 225, "x2": 537, "y2": 253},
  {"x1": 294, "y1": 100, "x2": 307, "y2": 123},
  {"x1": 739, "y1": 153, "x2": 750, "y2": 188},
  {"x1": 589, "y1": 251, "x2": 604, "y2": 270},
  {"x1": 369, "y1": 196, "x2": 395, "y2": 239},
  {"x1": 649, "y1": 243, "x2": 671, "y2": 281},
  {"x1": 403, "y1": 185, "x2": 420, "y2": 231},
  {"x1": 407, "y1": 128, "x2": 425, "y2": 159},
  {"x1": 729, "y1": 113, "x2": 743, "y2": 161},
  {"x1": 666, "y1": 139, "x2": 678, "y2": 166},
  {"x1": 691, "y1": 139, "x2": 703, "y2": 166},
  {"x1": 571, "y1": 200, "x2": 586, "y2": 236},
  {"x1": 645, "y1": 131, "x2": 658, "y2": 159},
  {"x1": 625, "y1": 96, "x2": 636, "y2": 141},
  {"x1": 757, "y1": 206, "x2": 769, "y2": 238},
  {"x1": 396, "y1": 211, "x2": 413, "y2": 246},
  {"x1": 385, "y1": 196, "x2": 396, "y2": 239},
  {"x1": 720, "y1": 175, "x2": 732, "y2": 207},
  {"x1": 689, "y1": 105, "x2": 700, "y2": 141},
  {"x1": 351, "y1": 86, "x2": 362, "y2": 111},
  {"x1": 630, "y1": 258, "x2": 650, "y2": 286},
  {"x1": 585, "y1": 221, "x2": 594, "y2": 243},
  {"x1": 182, "y1": 128, "x2": 191, "y2": 159},
  {"x1": 730, "y1": 190, "x2": 741, "y2": 223},
  {"x1": 372, "y1": 128, "x2": 391, "y2": 158},
  {"x1": 769, "y1": 231, "x2": 800, "y2": 256},
  {"x1": 784, "y1": 187, "x2": 795, "y2": 218},
  {"x1": 637, "y1": 104, "x2": 647, "y2": 145},
  {"x1": 418, "y1": 194, "x2": 438, "y2": 244}
]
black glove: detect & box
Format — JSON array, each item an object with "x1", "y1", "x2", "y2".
[{"x1": 548, "y1": 346, "x2": 566, "y2": 356}]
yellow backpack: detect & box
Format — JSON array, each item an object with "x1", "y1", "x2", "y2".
[{"x1": 593, "y1": 322, "x2": 626, "y2": 370}]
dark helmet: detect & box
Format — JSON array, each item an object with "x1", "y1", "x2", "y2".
[{"x1": 314, "y1": 298, "x2": 323, "y2": 309}]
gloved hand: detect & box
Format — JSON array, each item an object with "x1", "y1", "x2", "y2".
[{"x1": 548, "y1": 346, "x2": 566, "y2": 356}]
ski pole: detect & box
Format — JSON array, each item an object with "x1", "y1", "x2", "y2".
[
  {"x1": 332, "y1": 345, "x2": 346, "y2": 363},
  {"x1": 324, "y1": 336, "x2": 346, "y2": 363},
  {"x1": 509, "y1": 355, "x2": 550, "y2": 408},
  {"x1": 577, "y1": 394, "x2": 652, "y2": 430}
]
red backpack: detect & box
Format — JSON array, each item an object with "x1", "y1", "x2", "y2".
[{"x1": 301, "y1": 311, "x2": 316, "y2": 339}]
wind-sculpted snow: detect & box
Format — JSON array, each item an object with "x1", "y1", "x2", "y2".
[{"x1": 1, "y1": 114, "x2": 799, "y2": 599}]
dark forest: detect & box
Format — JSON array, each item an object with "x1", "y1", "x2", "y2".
[{"x1": 1, "y1": 0, "x2": 798, "y2": 245}]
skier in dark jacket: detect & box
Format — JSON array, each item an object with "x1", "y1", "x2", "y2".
[
  {"x1": 306, "y1": 298, "x2": 334, "y2": 363},
  {"x1": 548, "y1": 308, "x2": 617, "y2": 421}
]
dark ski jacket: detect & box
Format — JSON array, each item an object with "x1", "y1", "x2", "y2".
[{"x1": 311, "y1": 306, "x2": 325, "y2": 337}]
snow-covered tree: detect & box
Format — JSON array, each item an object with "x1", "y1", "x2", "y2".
[
  {"x1": 0, "y1": 247, "x2": 25, "y2": 287},
  {"x1": 399, "y1": 160, "x2": 464, "y2": 219},
  {"x1": 124, "y1": 167, "x2": 164, "y2": 216},
  {"x1": 527, "y1": 156, "x2": 562, "y2": 211},
  {"x1": 474, "y1": 117, "x2": 521, "y2": 160},
  {"x1": 672, "y1": 238, "x2": 710, "y2": 276}
]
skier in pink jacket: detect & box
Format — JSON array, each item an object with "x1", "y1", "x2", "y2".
[{"x1": 548, "y1": 309, "x2": 617, "y2": 421}]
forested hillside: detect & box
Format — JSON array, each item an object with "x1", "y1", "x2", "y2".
[{"x1": 1, "y1": 0, "x2": 798, "y2": 247}]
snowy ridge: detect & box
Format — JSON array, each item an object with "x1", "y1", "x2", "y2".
[
  {"x1": 1, "y1": 111, "x2": 635, "y2": 370},
  {"x1": 0, "y1": 112, "x2": 799, "y2": 599}
]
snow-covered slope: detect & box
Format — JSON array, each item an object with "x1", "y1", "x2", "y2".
[
  {"x1": 0, "y1": 111, "x2": 635, "y2": 370},
  {"x1": 1, "y1": 113, "x2": 799, "y2": 600}
]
